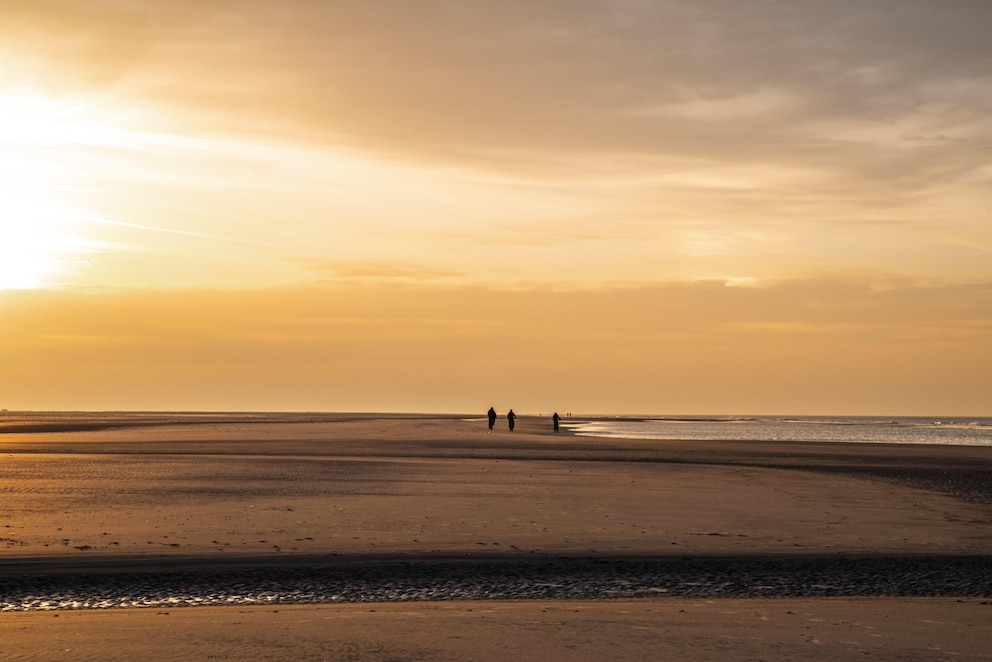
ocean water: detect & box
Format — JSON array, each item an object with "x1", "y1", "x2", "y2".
[{"x1": 566, "y1": 416, "x2": 992, "y2": 446}]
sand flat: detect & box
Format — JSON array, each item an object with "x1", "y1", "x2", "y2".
[
  {"x1": 1, "y1": 413, "x2": 990, "y2": 658},
  {"x1": 1, "y1": 415, "x2": 989, "y2": 563}
]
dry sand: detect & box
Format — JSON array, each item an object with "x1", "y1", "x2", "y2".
[{"x1": 1, "y1": 413, "x2": 990, "y2": 660}]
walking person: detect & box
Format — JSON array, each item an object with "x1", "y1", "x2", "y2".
[
  {"x1": 552, "y1": 412, "x2": 560, "y2": 433},
  {"x1": 507, "y1": 409, "x2": 516, "y2": 431},
  {"x1": 487, "y1": 406, "x2": 497, "y2": 431}
]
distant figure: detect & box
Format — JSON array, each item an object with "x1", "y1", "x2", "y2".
[
  {"x1": 507, "y1": 409, "x2": 516, "y2": 431},
  {"x1": 552, "y1": 412, "x2": 560, "y2": 433},
  {"x1": 487, "y1": 407, "x2": 497, "y2": 431}
]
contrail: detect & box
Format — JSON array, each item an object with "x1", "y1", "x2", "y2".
[{"x1": 74, "y1": 214, "x2": 271, "y2": 247}]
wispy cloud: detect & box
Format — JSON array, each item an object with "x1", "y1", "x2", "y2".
[{"x1": 299, "y1": 259, "x2": 466, "y2": 284}]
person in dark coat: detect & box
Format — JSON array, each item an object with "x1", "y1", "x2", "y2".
[
  {"x1": 487, "y1": 407, "x2": 497, "y2": 431},
  {"x1": 507, "y1": 409, "x2": 516, "y2": 431},
  {"x1": 552, "y1": 412, "x2": 560, "y2": 433}
]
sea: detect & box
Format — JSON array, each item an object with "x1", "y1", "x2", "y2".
[{"x1": 565, "y1": 415, "x2": 992, "y2": 446}]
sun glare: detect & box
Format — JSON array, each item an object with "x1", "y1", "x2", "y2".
[
  {"x1": 0, "y1": 188, "x2": 75, "y2": 289},
  {"x1": 0, "y1": 92, "x2": 121, "y2": 289}
]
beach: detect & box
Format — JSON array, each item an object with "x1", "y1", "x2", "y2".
[{"x1": 1, "y1": 413, "x2": 990, "y2": 660}]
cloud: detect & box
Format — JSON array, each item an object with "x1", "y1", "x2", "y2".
[
  {"x1": 3, "y1": 1, "x2": 989, "y2": 291},
  {"x1": 299, "y1": 259, "x2": 467, "y2": 284},
  {"x1": 6, "y1": 1, "x2": 990, "y2": 172}
]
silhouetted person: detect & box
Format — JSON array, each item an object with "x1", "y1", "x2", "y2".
[
  {"x1": 552, "y1": 412, "x2": 560, "y2": 433},
  {"x1": 507, "y1": 409, "x2": 516, "y2": 431},
  {"x1": 487, "y1": 406, "x2": 497, "y2": 431}
]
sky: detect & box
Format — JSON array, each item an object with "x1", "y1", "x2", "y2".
[{"x1": 0, "y1": 0, "x2": 989, "y2": 415}]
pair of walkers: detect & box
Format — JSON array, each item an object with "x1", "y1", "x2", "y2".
[{"x1": 487, "y1": 406, "x2": 515, "y2": 431}]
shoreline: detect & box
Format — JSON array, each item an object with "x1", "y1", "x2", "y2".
[{"x1": 4, "y1": 409, "x2": 990, "y2": 435}]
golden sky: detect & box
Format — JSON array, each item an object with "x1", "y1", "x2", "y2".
[{"x1": 1, "y1": 1, "x2": 990, "y2": 415}]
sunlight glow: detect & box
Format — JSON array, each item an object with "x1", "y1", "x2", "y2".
[
  {"x1": 0, "y1": 188, "x2": 75, "y2": 289},
  {"x1": 0, "y1": 91, "x2": 131, "y2": 289}
]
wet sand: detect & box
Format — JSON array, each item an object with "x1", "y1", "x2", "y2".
[{"x1": 1, "y1": 412, "x2": 990, "y2": 659}]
